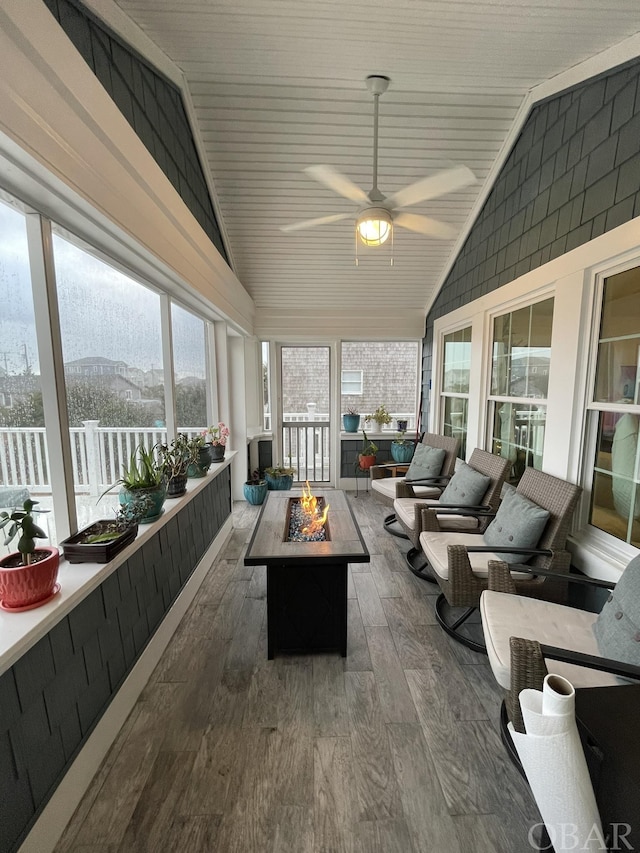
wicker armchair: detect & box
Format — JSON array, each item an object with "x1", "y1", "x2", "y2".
[
  {"x1": 418, "y1": 468, "x2": 582, "y2": 652},
  {"x1": 480, "y1": 558, "x2": 640, "y2": 731},
  {"x1": 393, "y1": 448, "x2": 509, "y2": 577},
  {"x1": 370, "y1": 431, "x2": 460, "y2": 537}
]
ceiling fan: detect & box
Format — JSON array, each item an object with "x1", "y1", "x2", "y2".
[{"x1": 281, "y1": 75, "x2": 476, "y2": 246}]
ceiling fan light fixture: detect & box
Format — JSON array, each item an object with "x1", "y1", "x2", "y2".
[{"x1": 356, "y1": 208, "x2": 392, "y2": 246}]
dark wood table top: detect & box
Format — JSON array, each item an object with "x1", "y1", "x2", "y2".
[{"x1": 244, "y1": 489, "x2": 370, "y2": 566}]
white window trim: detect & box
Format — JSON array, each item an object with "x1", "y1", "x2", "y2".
[
  {"x1": 340, "y1": 368, "x2": 363, "y2": 396},
  {"x1": 432, "y1": 221, "x2": 640, "y2": 580}
]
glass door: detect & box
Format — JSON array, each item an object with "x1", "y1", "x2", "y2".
[{"x1": 278, "y1": 345, "x2": 331, "y2": 483}]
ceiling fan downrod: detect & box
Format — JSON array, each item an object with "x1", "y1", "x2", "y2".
[{"x1": 366, "y1": 75, "x2": 390, "y2": 201}]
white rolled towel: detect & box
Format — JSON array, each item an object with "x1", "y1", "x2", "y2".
[{"x1": 509, "y1": 674, "x2": 604, "y2": 852}]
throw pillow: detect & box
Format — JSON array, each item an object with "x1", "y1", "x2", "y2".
[
  {"x1": 405, "y1": 444, "x2": 446, "y2": 482},
  {"x1": 483, "y1": 489, "x2": 550, "y2": 564},
  {"x1": 593, "y1": 554, "x2": 640, "y2": 666},
  {"x1": 438, "y1": 462, "x2": 490, "y2": 506}
]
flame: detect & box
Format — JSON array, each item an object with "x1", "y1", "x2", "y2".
[{"x1": 300, "y1": 480, "x2": 329, "y2": 536}]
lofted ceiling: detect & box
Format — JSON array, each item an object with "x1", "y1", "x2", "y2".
[{"x1": 100, "y1": 0, "x2": 640, "y2": 337}]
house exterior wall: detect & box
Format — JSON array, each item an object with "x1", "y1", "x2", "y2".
[
  {"x1": 280, "y1": 343, "x2": 418, "y2": 417},
  {"x1": 423, "y1": 58, "x2": 640, "y2": 424},
  {"x1": 0, "y1": 469, "x2": 231, "y2": 853},
  {"x1": 42, "y1": 0, "x2": 229, "y2": 266}
]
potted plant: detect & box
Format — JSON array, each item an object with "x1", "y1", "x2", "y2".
[
  {"x1": 390, "y1": 430, "x2": 415, "y2": 463},
  {"x1": 244, "y1": 470, "x2": 268, "y2": 505},
  {"x1": 365, "y1": 405, "x2": 392, "y2": 431},
  {"x1": 265, "y1": 464, "x2": 295, "y2": 490},
  {"x1": 59, "y1": 493, "x2": 153, "y2": 564},
  {"x1": 396, "y1": 418, "x2": 408, "y2": 432},
  {"x1": 101, "y1": 443, "x2": 166, "y2": 524},
  {"x1": 158, "y1": 434, "x2": 195, "y2": 498},
  {"x1": 0, "y1": 499, "x2": 59, "y2": 610},
  {"x1": 186, "y1": 433, "x2": 211, "y2": 478},
  {"x1": 343, "y1": 407, "x2": 361, "y2": 433},
  {"x1": 358, "y1": 430, "x2": 378, "y2": 469},
  {"x1": 203, "y1": 422, "x2": 230, "y2": 462}
]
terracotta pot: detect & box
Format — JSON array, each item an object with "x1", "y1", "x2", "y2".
[
  {"x1": 358, "y1": 454, "x2": 376, "y2": 469},
  {"x1": 0, "y1": 547, "x2": 60, "y2": 609}
]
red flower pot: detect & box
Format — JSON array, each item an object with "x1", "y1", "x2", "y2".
[
  {"x1": 359, "y1": 454, "x2": 377, "y2": 470},
  {"x1": 0, "y1": 547, "x2": 60, "y2": 609}
]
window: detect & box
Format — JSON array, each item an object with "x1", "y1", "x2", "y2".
[
  {"x1": 54, "y1": 231, "x2": 164, "y2": 527},
  {"x1": 0, "y1": 197, "x2": 51, "y2": 537},
  {"x1": 262, "y1": 342, "x2": 271, "y2": 431},
  {"x1": 587, "y1": 266, "x2": 640, "y2": 547},
  {"x1": 440, "y1": 326, "x2": 471, "y2": 457},
  {"x1": 341, "y1": 370, "x2": 363, "y2": 396},
  {"x1": 340, "y1": 342, "x2": 419, "y2": 430},
  {"x1": 488, "y1": 297, "x2": 554, "y2": 483},
  {"x1": 171, "y1": 302, "x2": 207, "y2": 432}
]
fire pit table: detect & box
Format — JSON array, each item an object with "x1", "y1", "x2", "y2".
[{"x1": 244, "y1": 489, "x2": 369, "y2": 658}]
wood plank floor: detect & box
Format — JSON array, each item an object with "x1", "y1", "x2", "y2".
[{"x1": 55, "y1": 493, "x2": 540, "y2": 853}]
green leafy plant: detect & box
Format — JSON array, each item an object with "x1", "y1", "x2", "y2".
[
  {"x1": 246, "y1": 469, "x2": 266, "y2": 485},
  {"x1": 393, "y1": 430, "x2": 409, "y2": 445},
  {"x1": 158, "y1": 434, "x2": 201, "y2": 480},
  {"x1": 0, "y1": 499, "x2": 48, "y2": 565},
  {"x1": 120, "y1": 444, "x2": 164, "y2": 489},
  {"x1": 265, "y1": 464, "x2": 295, "y2": 477},
  {"x1": 83, "y1": 494, "x2": 154, "y2": 543},
  {"x1": 100, "y1": 443, "x2": 164, "y2": 502},
  {"x1": 360, "y1": 430, "x2": 378, "y2": 457},
  {"x1": 365, "y1": 405, "x2": 392, "y2": 428}
]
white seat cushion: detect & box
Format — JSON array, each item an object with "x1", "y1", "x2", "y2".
[
  {"x1": 371, "y1": 477, "x2": 440, "y2": 502},
  {"x1": 394, "y1": 498, "x2": 479, "y2": 532},
  {"x1": 480, "y1": 590, "x2": 619, "y2": 690},
  {"x1": 418, "y1": 531, "x2": 527, "y2": 581}
]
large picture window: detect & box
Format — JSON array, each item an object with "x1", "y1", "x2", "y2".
[
  {"x1": 588, "y1": 266, "x2": 640, "y2": 547},
  {"x1": 0, "y1": 198, "x2": 51, "y2": 536},
  {"x1": 54, "y1": 231, "x2": 164, "y2": 527},
  {"x1": 171, "y1": 303, "x2": 207, "y2": 432},
  {"x1": 488, "y1": 297, "x2": 554, "y2": 484},
  {"x1": 440, "y1": 326, "x2": 471, "y2": 458}
]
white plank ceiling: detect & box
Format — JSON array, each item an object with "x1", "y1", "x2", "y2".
[{"x1": 109, "y1": 0, "x2": 640, "y2": 338}]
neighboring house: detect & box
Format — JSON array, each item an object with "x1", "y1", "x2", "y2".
[
  {"x1": 64, "y1": 356, "x2": 128, "y2": 377},
  {"x1": 0, "y1": 374, "x2": 40, "y2": 410}
]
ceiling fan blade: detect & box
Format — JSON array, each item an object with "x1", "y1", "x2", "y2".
[
  {"x1": 304, "y1": 165, "x2": 369, "y2": 204},
  {"x1": 394, "y1": 212, "x2": 458, "y2": 240},
  {"x1": 387, "y1": 165, "x2": 476, "y2": 210},
  {"x1": 280, "y1": 213, "x2": 352, "y2": 233}
]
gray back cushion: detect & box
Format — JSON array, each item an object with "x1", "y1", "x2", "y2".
[
  {"x1": 406, "y1": 444, "x2": 446, "y2": 481},
  {"x1": 439, "y1": 462, "x2": 490, "y2": 506},
  {"x1": 483, "y1": 489, "x2": 550, "y2": 564},
  {"x1": 593, "y1": 554, "x2": 640, "y2": 666}
]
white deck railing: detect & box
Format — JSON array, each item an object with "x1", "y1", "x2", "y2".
[
  {"x1": 1, "y1": 411, "x2": 416, "y2": 494},
  {"x1": 0, "y1": 422, "x2": 201, "y2": 497}
]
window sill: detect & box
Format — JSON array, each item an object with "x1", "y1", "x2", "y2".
[{"x1": 0, "y1": 452, "x2": 236, "y2": 676}]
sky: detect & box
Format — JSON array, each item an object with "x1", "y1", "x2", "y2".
[{"x1": 0, "y1": 199, "x2": 206, "y2": 378}]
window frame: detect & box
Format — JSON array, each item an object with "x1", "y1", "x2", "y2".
[
  {"x1": 581, "y1": 258, "x2": 640, "y2": 552},
  {"x1": 439, "y1": 324, "x2": 472, "y2": 458},
  {"x1": 340, "y1": 369, "x2": 363, "y2": 396}
]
